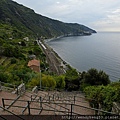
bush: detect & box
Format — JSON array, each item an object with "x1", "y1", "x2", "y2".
[
  {"x1": 80, "y1": 68, "x2": 110, "y2": 90},
  {"x1": 84, "y1": 83, "x2": 120, "y2": 112},
  {"x1": 42, "y1": 75, "x2": 56, "y2": 89},
  {"x1": 55, "y1": 75, "x2": 65, "y2": 89},
  {"x1": 65, "y1": 66, "x2": 80, "y2": 91},
  {"x1": 11, "y1": 58, "x2": 17, "y2": 64}
]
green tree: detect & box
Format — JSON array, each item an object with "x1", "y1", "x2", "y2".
[
  {"x1": 65, "y1": 66, "x2": 80, "y2": 91},
  {"x1": 0, "y1": 73, "x2": 8, "y2": 82},
  {"x1": 33, "y1": 46, "x2": 42, "y2": 56},
  {"x1": 42, "y1": 74, "x2": 56, "y2": 89},
  {"x1": 56, "y1": 75, "x2": 65, "y2": 89},
  {"x1": 80, "y1": 68, "x2": 110, "y2": 89}
]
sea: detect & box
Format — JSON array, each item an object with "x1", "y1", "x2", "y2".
[{"x1": 47, "y1": 32, "x2": 120, "y2": 82}]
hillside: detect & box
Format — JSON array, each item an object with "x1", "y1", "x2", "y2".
[
  {"x1": 0, "y1": 0, "x2": 96, "y2": 39},
  {"x1": 0, "y1": 0, "x2": 96, "y2": 87}
]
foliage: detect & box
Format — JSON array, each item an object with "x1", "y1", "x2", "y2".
[
  {"x1": 0, "y1": 0, "x2": 96, "y2": 39},
  {"x1": 3, "y1": 44, "x2": 25, "y2": 59},
  {"x1": 28, "y1": 74, "x2": 57, "y2": 89},
  {"x1": 0, "y1": 72, "x2": 8, "y2": 82},
  {"x1": 11, "y1": 58, "x2": 17, "y2": 64},
  {"x1": 65, "y1": 66, "x2": 80, "y2": 91},
  {"x1": 33, "y1": 46, "x2": 42, "y2": 56},
  {"x1": 80, "y1": 68, "x2": 110, "y2": 90},
  {"x1": 84, "y1": 82, "x2": 120, "y2": 112},
  {"x1": 42, "y1": 74, "x2": 56, "y2": 89},
  {"x1": 55, "y1": 75, "x2": 65, "y2": 89}
]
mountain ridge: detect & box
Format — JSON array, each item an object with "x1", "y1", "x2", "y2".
[{"x1": 0, "y1": 0, "x2": 96, "y2": 39}]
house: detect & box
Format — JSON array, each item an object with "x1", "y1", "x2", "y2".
[{"x1": 28, "y1": 59, "x2": 40, "y2": 72}]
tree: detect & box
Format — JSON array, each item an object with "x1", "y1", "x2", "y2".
[
  {"x1": 65, "y1": 66, "x2": 80, "y2": 91},
  {"x1": 0, "y1": 73, "x2": 8, "y2": 82},
  {"x1": 80, "y1": 68, "x2": 110, "y2": 88},
  {"x1": 33, "y1": 46, "x2": 42, "y2": 56},
  {"x1": 56, "y1": 75, "x2": 65, "y2": 89},
  {"x1": 42, "y1": 74, "x2": 56, "y2": 89}
]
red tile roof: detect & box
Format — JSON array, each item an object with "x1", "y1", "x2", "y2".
[{"x1": 28, "y1": 59, "x2": 40, "y2": 67}]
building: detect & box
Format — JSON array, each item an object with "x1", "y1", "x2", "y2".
[{"x1": 28, "y1": 59, "x2": 40, "y2": 72}]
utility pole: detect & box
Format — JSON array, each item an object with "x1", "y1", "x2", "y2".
[
  {"x1": 39, "y1": 61, "x2": 41, "y2": 90},
  {"x1": 40, "y1": 69, "x2": 41, "y2": 90}
]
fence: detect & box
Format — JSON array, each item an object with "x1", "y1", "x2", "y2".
[
  {"x1": 0, "y1": 106, "x2": 25, "y2": 120},
  {"x1": 2, "y1": 95, "x2": 116, "y2": 116},
  {"x1": 0, "y1": 83, "x2": 118, "y2": 116},
  {"x1": 0, "y1": 81, "x2": 16, "y2": 92}
]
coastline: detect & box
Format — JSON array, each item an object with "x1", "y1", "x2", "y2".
[
  {"x1": 43, "y1": 36, "x2": 81, "y2": 74},
  {"x1": 38, "y1": 38, "x2": 67, "y2": 75}
]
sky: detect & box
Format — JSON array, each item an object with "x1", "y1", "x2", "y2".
[{"x1": 13, "y1": 0, "x2": 120, "y2": 32}]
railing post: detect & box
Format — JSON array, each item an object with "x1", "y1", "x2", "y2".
[
  {"x1": 16, "y1": 86, "x2": 18, "y2": 95},
  {"x1": 31, "y1": 95, "x2": 32, "y2": 101},
  {"x1": 53, "y1": 95, "x2": 54, "y2": 100},
  {"x1": 27, "y1": 101, "x2": 30, "y2": 115},
  {"x1": 74, "y1": 96, "x2": 75, "y2": 104},
  {"x1": 14, "y1": 84, "x2": 15, "y2": 90},
  {"x1": 0, "y1": 81, "x2": 2, "y2": 91},
  {"x1": 70, "y1": 104, "x2": 73, "y2": 120},
  {"x1": 49, "y1": 96, "x2": 50, "y2": 103},
  {"x1": 40, "y1": 97, "x2": 42, "y2": 109},
  {"x1": 2, "y1": 98, "x2": 5, "y2": 109}
]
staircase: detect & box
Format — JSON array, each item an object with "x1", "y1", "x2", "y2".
[{"x1": 0, "y1": 82, "x2": 116, "y2": 119}]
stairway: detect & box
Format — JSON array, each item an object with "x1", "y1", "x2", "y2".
[{"x1": 0, "y1": 89, "x2": 95, "y2": 116}]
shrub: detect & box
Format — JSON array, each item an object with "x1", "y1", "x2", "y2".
[{"x1": 11, "y1": 58, "x2": 17, "y2": 64}]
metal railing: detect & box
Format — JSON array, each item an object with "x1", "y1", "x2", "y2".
[
  {"x1": 0, "y1": 84, "x2": 118, "y2": 116},
  {"x1": 2, "y1": 96, "x2": 116, "y2": 116},
  {"x1": 0, "y1": 106, "x2": 25, "y2": 120}
]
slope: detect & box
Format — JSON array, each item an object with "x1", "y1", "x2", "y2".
[{"x1": 0, "y1": 0, "x2": 96, "y2": 39}]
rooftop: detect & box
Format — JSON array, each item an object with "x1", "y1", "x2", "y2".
[{"x1": 28, "y1": 59, "x2": 40, "y2": 67}]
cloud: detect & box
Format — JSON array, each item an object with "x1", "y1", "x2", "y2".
[
  {"x1": 13, "y1": 0, "x2": 120, "y2": 31},
  {"x1": 93, "y1": 8, "x2": 120, "y2": 31}
]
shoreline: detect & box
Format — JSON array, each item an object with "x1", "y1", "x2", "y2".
[
  {"x1": 38, "y1": 38, "x2": 67, "y2": 75},
  {"x1": 44, "y1": 36, "x2": 81, "y2": 74}
]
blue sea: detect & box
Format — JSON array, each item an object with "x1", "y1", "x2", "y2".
[{"x1": 47, "y1": 32, "x2": 120, "y2": 81}]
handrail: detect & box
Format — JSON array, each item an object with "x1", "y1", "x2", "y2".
[
  {"x1": 2, "y1": 98, "x2": 117, "y2": 115},
  {"x1": 6, "y1": 95, "x2": 21, "y2": 109},
  {"x1": 0, "y1": 106, "x2": 25, "y2": 120},
  {"x1": 0, "y1": 81, "x2": 17, "y2": 87}
]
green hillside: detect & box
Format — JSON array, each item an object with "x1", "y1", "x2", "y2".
[
  {"x1": 0, "y1": 0, "x2": 96, "y2": 88},
  {"x1": 0, "y1": 0, "x2": 96, "y2": 39}
]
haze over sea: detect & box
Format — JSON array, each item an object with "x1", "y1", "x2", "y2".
[{"x1": 47, "y1": 32, "x2": 120, "y2": 82}]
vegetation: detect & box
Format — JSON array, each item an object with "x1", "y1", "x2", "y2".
[
  {"x1": 84, "y1": 82, "x2": 120, "y2": 112},
  {"x1": 0, "y1": 0, "x2": 96, "y2": 39},
  {"x1": 65, "y1": 65, "x2": 80, "y2": 91},
  {"x1": 0, "y1": 0, "x2": 119, "y2": 114},
  {"x1": 79, "y1": 69, "x2": 119, "y2": 113},
  {"x1": 80, "y1": 68, "x2": 110, "y2": 90}
]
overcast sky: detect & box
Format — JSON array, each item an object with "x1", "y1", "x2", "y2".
[{"x1": 13, "y1": 0, "x2": 120, "y2": 32}]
